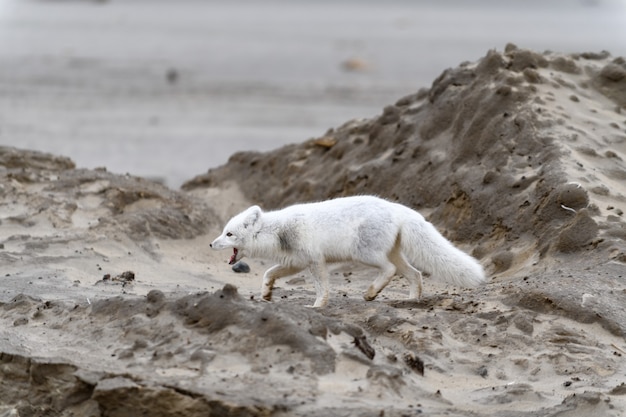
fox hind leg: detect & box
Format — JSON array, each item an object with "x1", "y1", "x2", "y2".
[
  {"x1": 390, "y1": 251, "x2": 423, "y2": 299},
  {"x1": 362, "y1": 240, "x2": 423, "y2": 301},
  {"x1": 363, "y1": 258, "x2": 397, "y2": 301},
  {"x1": 262, "y1": 265, "x2": 304, "y2": 301}
]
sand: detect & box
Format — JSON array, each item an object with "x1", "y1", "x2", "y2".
[{"x1": 1, "y1": 46, "x2": 626, "y2": 416}]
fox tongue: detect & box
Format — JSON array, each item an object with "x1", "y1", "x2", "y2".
[{"x1": 228, "y1": 248, "x2": 238, "y2": 265}]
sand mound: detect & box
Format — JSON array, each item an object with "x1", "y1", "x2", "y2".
[
  {"x1": 1, "y1": 146, "x2": 215, "y2": 242},
  {"x1": 3, "y1": 283, "x2": 624, "y2": 417},
  {"x1": 2, "y1": 46, "x2": 626, "y2": 416},
  {"x1": 0, "y1": 145, "x2": 225, "y2": 301},
  {"x1": 0, "y1": 286, "x2": 379, "y2": 416},
  {"x1": 185, "y1": 45, "x2": 626, "y2": 261},
  {"x1": 185, "y1": 44, "x2": 626, "y2": 334}
]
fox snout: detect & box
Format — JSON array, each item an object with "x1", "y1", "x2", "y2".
[
  {"x1": 210, "y1": 236, "x2": 231, "y2": 250},
  {"x1": 210, "y1": 236, "x2": 241, "y2": 265}
]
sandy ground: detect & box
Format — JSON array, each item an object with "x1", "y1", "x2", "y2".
[{"x1": 2, "y1": 46, "x2": 626, "y2": 416}]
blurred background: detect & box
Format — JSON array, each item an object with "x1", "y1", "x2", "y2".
[{"x1": 0, "y1": 0, "x2": 624, "y2": 187}]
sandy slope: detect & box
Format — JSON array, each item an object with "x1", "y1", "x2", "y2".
[{"x1": 2, "y1": 46, "x2": 626, "y2": 416}]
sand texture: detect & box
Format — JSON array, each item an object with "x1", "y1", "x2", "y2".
[{"x1": 2, "y1": 46, "x2": 626, "y2": 416}]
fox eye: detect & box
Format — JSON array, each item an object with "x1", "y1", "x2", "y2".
[{"x1": 226, "y1": 232, "x2": 233, "y2": 237}]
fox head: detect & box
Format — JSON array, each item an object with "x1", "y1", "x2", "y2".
[{"x1": 210, "y1": 205, "x2": 262, "y2": 264}]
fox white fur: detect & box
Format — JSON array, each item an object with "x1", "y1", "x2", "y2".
[{"x1": 210, "y1": 195, "x2": 485, "y2": 307}]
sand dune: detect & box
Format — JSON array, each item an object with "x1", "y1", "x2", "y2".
[{"x1": 2, "y1": 46, "x2": 626, "y2": 416}]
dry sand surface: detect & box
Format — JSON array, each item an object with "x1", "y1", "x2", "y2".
[{"x1": 2, "y1": 45, "x2": 626, "y2": 416}]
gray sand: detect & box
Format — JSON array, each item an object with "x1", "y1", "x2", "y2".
[{"x1": 1, "y1": 46, "x2": 626, "y2": 416}]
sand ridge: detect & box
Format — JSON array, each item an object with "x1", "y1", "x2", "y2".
[{"x1": 186, "y1": 44, "x2": 626, "y2": 336}]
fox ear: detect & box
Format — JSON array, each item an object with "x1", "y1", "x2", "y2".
[{"x1": 243, "y1": 205, "x2": 262, "y2": 229}]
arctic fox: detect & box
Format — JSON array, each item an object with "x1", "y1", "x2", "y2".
[{"x1": 210, "y1": 195, "x2": 485, "y2": 308}]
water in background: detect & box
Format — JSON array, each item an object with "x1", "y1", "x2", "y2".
[{"x1": 0, "y1": 0, "x2": 624, "y2": 187}]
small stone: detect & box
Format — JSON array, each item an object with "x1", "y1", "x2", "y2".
[
  {"x1": 119, "y1": 271, "x2": 135, "y2": 282},
  {"x1": 13, "y1": 317, "x2": 28, "y2": 326},
  {"x1": 341, "y1": 57, "x2": 368, "y2": 72},
  {"x1": 146, "y1": 289, "x2": 165, "y2": 304},
  {"x1": 403, "y1": 352, "x2": 424, "y2": 376},
  {"x1": 312, "y1": 136, "x2": 337, "y2": 148},
  {"x1": 166, "y1": 68, "x2": 179, "y2": 84},
  {"x1": 232, "y1": 261, "x2": 250, "y2": 273}
]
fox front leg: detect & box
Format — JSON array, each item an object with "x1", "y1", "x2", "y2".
[
  {"x1": 261, "y1": 265, "x2": 304, "y2": 302},
  {"x1": 308, "y1": 260, "x2": 330, "y2": 308}
]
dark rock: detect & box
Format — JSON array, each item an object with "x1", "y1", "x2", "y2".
[{"x1": 232, "y1": 261, "x2": 250, "y2": 273}]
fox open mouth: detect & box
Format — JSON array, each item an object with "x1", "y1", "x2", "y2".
[{"x1": 228, "y1": 248, "x2": 239, "y2": 265}]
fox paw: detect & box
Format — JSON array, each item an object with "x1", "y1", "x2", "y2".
[
  {"x1": 363, "y1": 288, "x2": 379, "y2": 301},
  {"x1": 310, "y1": 299, "x2": 328, "y2": 308}
]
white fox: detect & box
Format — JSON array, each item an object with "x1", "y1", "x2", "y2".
[{"x1": 210, "y1": 195, "x2": 485, "y2": 307}]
